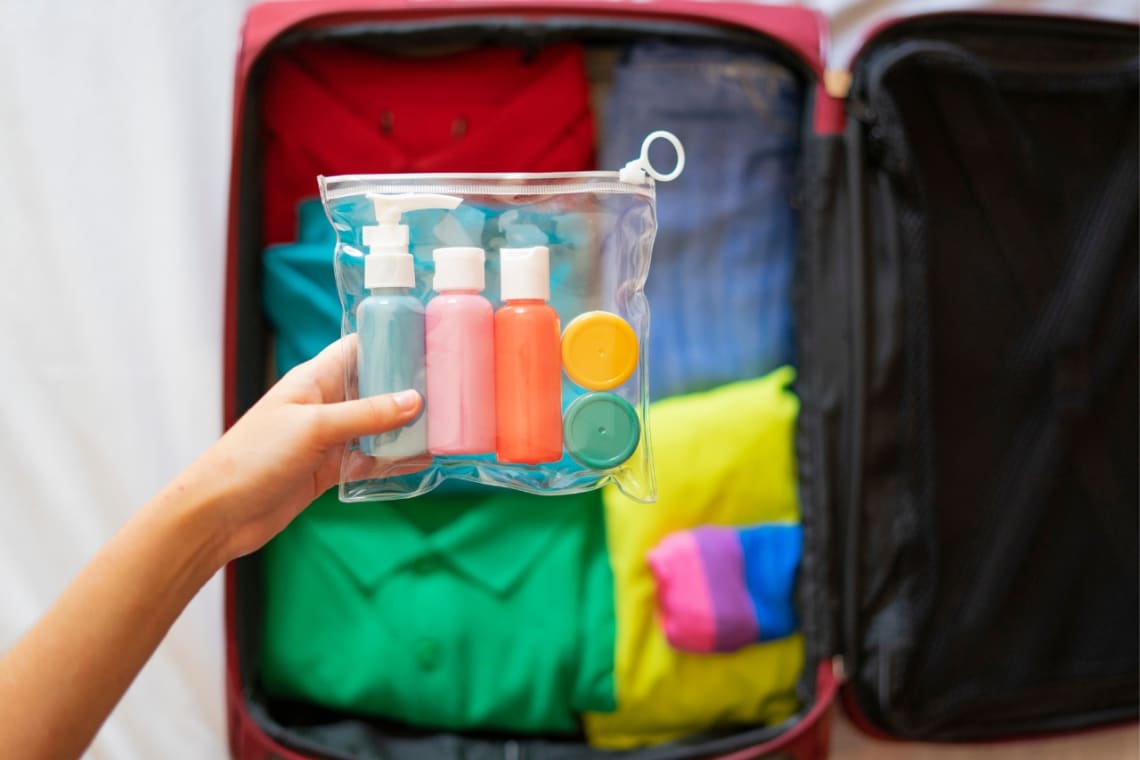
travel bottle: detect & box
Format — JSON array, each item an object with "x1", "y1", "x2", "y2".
[
  {"x1": 494, "y1": 246, "x2": 563, "y2": 464},
  {"x1": 425, "y1": 246, "x2": 495, "y2": 454},
  {"x1": 357, "y1": 193, "x2": 462, "y2": 458}
]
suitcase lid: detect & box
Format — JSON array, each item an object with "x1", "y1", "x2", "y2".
[{"x1": 815, "y1": 7, "x2": 1139, "y2": 742}]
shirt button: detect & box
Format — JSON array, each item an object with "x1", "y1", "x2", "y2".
[
  {"x1": 415, "y1": 639, "x2": 440, "y2": 671},
  {"x1": 411, "y1": 556, "x2": 441, "y2": 575}
]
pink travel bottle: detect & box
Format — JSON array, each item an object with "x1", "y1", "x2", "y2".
[{"x1": 425, "y1": 246, "x2": 495, "y2": 455}]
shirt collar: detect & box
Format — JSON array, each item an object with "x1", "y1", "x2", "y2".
[{"x1": 298, "y1": 488, "x2": 601, "y2": 597}]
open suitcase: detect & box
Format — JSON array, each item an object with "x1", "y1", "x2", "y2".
[{"x1": 222, "y1": 2, "x2": 1140, "y2": 758}]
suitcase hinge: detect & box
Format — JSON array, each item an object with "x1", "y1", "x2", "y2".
[
  {"x1": 824, "y1": 69, "x2": 852, "y2": 100},
  {"x1": 831, "y1": 655, "x2": 848, "y2": 685}
]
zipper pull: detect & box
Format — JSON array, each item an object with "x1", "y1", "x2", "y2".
[{"x1": 619, "y1": 130, "x2": 685, "y2": 185}]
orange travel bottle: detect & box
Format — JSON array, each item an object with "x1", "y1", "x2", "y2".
[{"x1": 494, "y1": 246, "x2": 563, "y2": 464}]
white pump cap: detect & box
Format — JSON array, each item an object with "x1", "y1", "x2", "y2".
[
  {"x1": 363, "y1": 193, "x2": 462, "y2": 289},
  {"x1": 433, "y1": 247, "x2": 485, "y2": 292},
  {"x1": 500, "y1": 246, "x2": 550, "y2": 302},
  {"x1": 365, "y1": 252, "x2": 417, "y2": 290}
]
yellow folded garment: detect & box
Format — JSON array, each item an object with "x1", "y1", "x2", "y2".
[{"x1": 584, "y1": 366, "x2": 804, "y2": 749}]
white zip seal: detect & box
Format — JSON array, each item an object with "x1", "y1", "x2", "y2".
[{"x1": 619, "y1": 130, "x2": 686, "y2": 185}]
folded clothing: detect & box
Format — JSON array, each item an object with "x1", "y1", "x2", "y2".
[
  {"x1": 649, "y1": 524, "x2": 802, "y2": 654},
  {"x1": 260, "y1": 488, "x2": 616, "y2": 733},
  {"x1": 260, "y1": 41, "x2": 595, "y2": 245},
  {"x1": 262, "y1": 199, "x2": 341, "y2": 377},
  {"x1": 584, "y1": 366, "x2": 803, "y2": 749},
  {"x1": 600, "y1": 40, "x2": 803, "y2": 399}
]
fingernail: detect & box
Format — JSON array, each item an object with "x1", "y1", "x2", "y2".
[{"x1": 392, "y1": 390, "x2": 420, "y2": 412}]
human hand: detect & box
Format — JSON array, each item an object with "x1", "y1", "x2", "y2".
[
  {"x1": 0, "y1": 335, "x2": 429, "y2": 760},
  {"x1": 163, "y1": 336, "x2": 425, "y2": 563}
]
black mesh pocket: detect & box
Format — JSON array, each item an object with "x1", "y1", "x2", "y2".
[{"x1": 850, "y1": 22, "x2": 1139, "y2": 739}]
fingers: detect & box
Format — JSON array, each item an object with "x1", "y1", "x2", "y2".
[{"x1": 314, "y1": 389, "x2": 421, "y2": 444}]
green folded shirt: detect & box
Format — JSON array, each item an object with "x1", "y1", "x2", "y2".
[{"x1": 260, "y1": 488, "x2": 617, "y2": 733}]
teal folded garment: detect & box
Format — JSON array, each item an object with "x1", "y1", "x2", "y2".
[{"x1": 262, "y1": 199, "x2": 341, "y2": 378}]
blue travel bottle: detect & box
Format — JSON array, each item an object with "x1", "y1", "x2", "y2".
[{"x1": 357, "y1": 193, "x2": 462, "y2": 458}]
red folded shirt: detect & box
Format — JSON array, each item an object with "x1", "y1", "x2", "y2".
[{"x1": 260, "y1": 42, "x2": 596, "y2": 245}]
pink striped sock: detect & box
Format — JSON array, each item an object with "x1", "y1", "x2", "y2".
[{"x1": 647, "y1": 531, "x2": 717, "y2": 652}]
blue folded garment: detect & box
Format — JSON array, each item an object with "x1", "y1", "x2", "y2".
[{"x1": 600, "y1": 40, "x2": 804, "y2": 399}]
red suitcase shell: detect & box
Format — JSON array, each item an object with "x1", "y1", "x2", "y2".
[{"x1": 223, "y1": 3, "x2": 1139, "y2": 757}]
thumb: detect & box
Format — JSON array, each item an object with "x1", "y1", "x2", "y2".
[{"x1": 316, "y1": 389, "x2": 422, "y2": 443}]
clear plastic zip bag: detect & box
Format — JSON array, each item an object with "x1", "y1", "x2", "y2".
[{"x1": 320, "y1": 131, "x2": 684, "y2": 502}]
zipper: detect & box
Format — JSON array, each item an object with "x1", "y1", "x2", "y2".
[
  {"x1": 840, "y1": 99, "x2": 869, "y2": 687},
  {"x1": 322, "y1": 177, "x2": 653, "y2": 199},
  {"x1": 321, "y1": 130, "x2": 685, "y2": 201}
]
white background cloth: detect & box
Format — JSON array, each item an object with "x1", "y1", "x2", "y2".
[{"x1": 0, "y1": 2, "x2": 1134, "y2": 758}]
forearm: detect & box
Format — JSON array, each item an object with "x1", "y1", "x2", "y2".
[
  {"x1": 0, "y1": 337, "x2": 416, "y2": 759},
  {"x1": 0, "y1": 483, "x2": 227, "y2": 760}
]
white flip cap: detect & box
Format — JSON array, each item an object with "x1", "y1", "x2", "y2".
[
  {"x1": 500, "y1": 246, "x2": 550, "y2": 302},
  {"x1": 433, "y1": 247, "x2": 485, "y2": 292}
]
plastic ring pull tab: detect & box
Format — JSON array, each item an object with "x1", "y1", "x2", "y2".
[
  {"x1": 619, "y1": 130, "x2": 686, "y2": 185},
  {"x1": 563, "y1": 392, "x2": 641, "y2": 470},
  {"x1": 561, "y1": 311, "x2": 639, "y2": 391}
]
